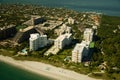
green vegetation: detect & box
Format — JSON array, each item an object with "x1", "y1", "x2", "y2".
[
  {"x1": 0, "y1": 49, "x2": 15, "y2": 56},
  {"x1": 68, "y1": 23, "x2": 82, "y2": 42},
  {"x1": 0, "y1": 41, "x2": 92, "y2": 75},
  {"x1": 45, "y1": 29, "x2": 58, "y2": 38},
  {"x1": 0, "y1": 5, "x2": 29, "y2": 27},
  {"x1": 1, "y1": 4, "x2": 120, "y2": 80},
  {"x1": 89, "y1": 42, "x2": 95, "y2": 48},
  {"x1": 16, "y1": 25, "x2": 28, "y2": 31},
  {"x1": 91, "y1": 15, "x2": 120, "y2": 80},
  {"x1": 89, "y1": 73, "x2": 108, "y2": 80}
]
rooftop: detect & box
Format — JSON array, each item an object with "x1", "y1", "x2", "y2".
[
  {"x1": 30, "y1": 33, "x2": 47, "y2": 40},
  {"x1": 55, "y1": 33, "x2": 72, "y2": 42},
  {"x1": 84, "y1": 28, "x2": 93, "y2": 34},
  {"x1": 72, "y1": 43, "x2": 85, "y2": 53},
  {"x1": 81, "y1": 41, "x2": 90, "y2": 46},
  {"x1": 20, "y1": 26, "x2": 34, "y2": 32},
  {"x1": 30, "y1": 33, "x2": 40, "y2": 40},
  {"x1": 40, "y1": 35, "x2": 47, "y2": 38},
  {"x1": 72, "y1": 41, "x2": 90, "y2": 53}
]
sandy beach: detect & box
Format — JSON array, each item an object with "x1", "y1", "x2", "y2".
[{"x1": 0, "y1": 55, "x2": 98, "y2": 80}]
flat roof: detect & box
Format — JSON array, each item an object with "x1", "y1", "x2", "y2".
[
  {"x1": 55, "y1": 33, "x2": 72, "y2": 42},
  {"x1": 40, "y1": 34, "x2": 47, "y2": 37},
  {"x1": 30, "y1": 33, "x2": 40, "y2": 40},
  {"x1": 72, "y1": 43, "x2": 85, "y2": 53},
  {"x1": 21, "y1": 26, "x2": 34, "y2": 32},
  {"x1": 72, "y1": 41, "x2": 90, "y2": 53},
  {"x1": 84, "y1": 28, "x2": 93, "y2": 33}
]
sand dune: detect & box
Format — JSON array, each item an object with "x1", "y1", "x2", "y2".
[{"x1": 0, "y1": 55, "x2": 98, "y2": 80}]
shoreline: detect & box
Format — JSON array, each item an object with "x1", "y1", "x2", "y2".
[
  {"x1": 0, "y1": 2, "x2": 120, "y2": 17},
  {"x1": 0, "y1": 55, "x2": 99, "y2": 80}
]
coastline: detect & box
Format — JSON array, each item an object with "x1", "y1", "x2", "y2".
[
  {"x1": 1, "y1": 0, "x2": 120, "y2": 16},
  {"x1": 0, "y1": 55, "x2": 99, "y2": 80}
]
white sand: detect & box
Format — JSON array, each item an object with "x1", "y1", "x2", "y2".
[{"x1": 0, "y1": 55, "x2": 99, "y2": 80}]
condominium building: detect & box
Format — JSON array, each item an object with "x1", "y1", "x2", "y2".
[
  {"x1": 68, "y1": 17, "x2": 75, "y2": 24},
  {"x1": 29, "y1": 33, "x2": 48, "y2": 51},
  {"x1": 72, "y1": 41, "x2": 90, "y2": 63},
  {"x1": 83, "y1": 28, "x2": 94, "y2": 42},
  {"x1": 72, "y1": 28, "x2": 94, "y2": 63},
  {"x1": 0, "y1": 25, "x2": 16, "y2": 40},
  {"x1": 54, "y1": 33, "x2": 72, "y2": 49},
  {"x1": 55, "y1": 24, "x2": 72, "y2": 35}
]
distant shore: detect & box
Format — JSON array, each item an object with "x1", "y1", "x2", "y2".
[
  {"x1": 1, "y1": 0, "x2": 120, "y2": 16},
  {"x1": 0, "y1": 55, "x2": 99, "y2": 80}
]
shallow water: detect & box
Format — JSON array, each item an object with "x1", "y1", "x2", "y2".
[
  {"x1": 0, "y1": 61, "x2": 51, "y2": 80},
  {"x1": 0, "y1": 0, "x2": 120, "y2": 16}
]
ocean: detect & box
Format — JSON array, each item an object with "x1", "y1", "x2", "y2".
[
  {"x1": 0, "y1": 61, "x2": 51, "y2": 80},
  {"x1": 0, "y1": 0, "x2": 120, "y2": 16},
  {"x1": 0, "y1": 0, "x2": 120, "y2": 80}
]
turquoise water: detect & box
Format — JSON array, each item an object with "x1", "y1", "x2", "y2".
[
  {"x1": 0, "y1": 0, "x2": 120, "y2": 16},
  {"x1": 0, "y1": 61, "x2": 51, "y2": 80}
]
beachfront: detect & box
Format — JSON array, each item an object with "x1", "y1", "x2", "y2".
[{"x1": 0, "y1": 55, "x2": 99, "y2": 80}]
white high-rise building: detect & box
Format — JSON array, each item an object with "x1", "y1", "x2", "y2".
[
  {"x1": 83, "y1": 28, "x2": 94, "y2": 42},
  {"x1": 72, "y1": 41, "x2": 90, "y2": 63},
  {"x1": 72, "y1": 28, "x2": 94, "y2": 63},
  {"x1": 38, "y1": 35, "x2": 48, "y2": 48},
  {"x1": 29, "y1": 33, "x2": 48, "y2": 51},
  {"x1": 54, "y1": 33, "x2": 72, "y2": 49},
  {"x1": 29, "y1": 33, "x2": 40, "y2": 51},
  {"x1": 72, "y1": 44, "x2": 84, "y2": 63}
]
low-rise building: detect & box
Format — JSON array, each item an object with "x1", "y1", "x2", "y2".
[
  {"x1": 61, "y1": 24, "x2": 72, "y2": 34},
  {"x1": 0, "y1": 25, "x2": 16, "y2": 40},
  {"x1": 55, "y1": 24, "x2": 72, "y2": 35},
  {"x1": 68, "y1": 17, "x2": 75, "y2": 24},
  {"x1": 23, "y1": 16, "x2": 46, "y2": 26},
  {"x1": 29, "y1": 33, "x2": 48, "y2": 51}
]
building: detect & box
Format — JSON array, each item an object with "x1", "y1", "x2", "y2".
[
  {"x1": 14, "y1": 26, "x2": 36, "y2": 43},
  {"x1": 34, "y1": 17, "x2": 46, "y2": 25},
  {"x1": 68, "y1": 17, "x2": 75, "y2": 24},
  {"x1": 72, "y1": 41, "x2": 90, "y2": 63},
  {"x1": 29, "y1": 33, "x2": 48, "y2": 51},
  {"x1": 61, "y1": 24, "x2": 71, "y2": 34},
  {"x1": 44, "y1": 33, "x2": 72, "y2": 55},
  {"x1": 72, "y1": 27, "x2": 94, "y2": 63},
  {"x1": 23, "y1": 16, "x2": 46, "y2": 26},
  {"x1": 29, "y1": 33, "x2": 40, "y2": 51},
  {"x1": 55, "y1": 24, "x2": 72, "y2": 35},
  {"x1": 83, "y1": 28, "x2": 94, "y2": 42},
  {"x1": 0, "y1": 25, "x2": 16, "y2": 40},
  {"x1": 38, "y1": 35, "x2": 48, "y2": 48},
  {"x1": 54, "y1": 33, "x2": 72, "y2": 49}
]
